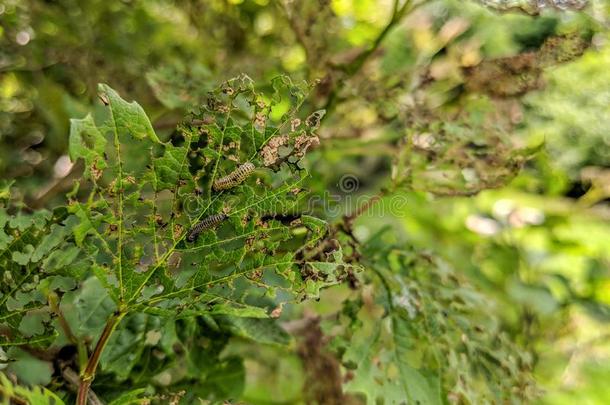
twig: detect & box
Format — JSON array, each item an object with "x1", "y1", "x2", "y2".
[
  {"x1": 322, "y1": 0, "x2": 426, "y2": 115},
  {"x1": 344, "y1": 0, "x2": 413, "y2": 75},
  {"x1": 62, "y1": 367, "x2": 104, "y2": 405},
  {"x1": 296, "y1": 316, "x2": 341, "y2": 404},
  {"x1": 48, "y1": 293, "x2": 78, "y2": 345},
  {"x1": 76, "y1": 311, "x2": 126, "y2": 405},
  {"x1": 278, "y1": 1, "x2": 311, "y2": 72},
  {"x1": 48, "y1": 292, "x2": 88, "y2": 370},
  {"x1": 29, "y1": 161, "x2": 84, "y2": 209},
  {"x1": 342, "y1": 189, "x2": 387, "y2": 230}
]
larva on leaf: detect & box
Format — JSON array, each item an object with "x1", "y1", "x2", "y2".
[
  {"x1": 213, "y1": 162, "x2": 256, "y2": 191},
  {"x1": 186, "y1": 213, "x2": 227, "y2": 242}
]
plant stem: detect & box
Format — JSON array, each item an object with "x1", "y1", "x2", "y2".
[
  {"x1": 62, "y1": 367, "x2": 104, "y2": 405},
  {"x1": 323, "y1": 0, "x2": 422, "y2": 115},
  {"x1": 48, "y1": 292, "x2": 89, "y2": 371},
  {"x1": 347, "y1": 0, "x2": 412, "y2": 76},
  {"x1": 76, "y1": 311, "x2": 126, "y2": 405},
  {"x1": 343, "y1": 189, "x2": 387, "y2": 227}
]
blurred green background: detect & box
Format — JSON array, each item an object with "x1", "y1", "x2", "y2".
[{"x1": 1, "y1": 0, "x2": 609, "y2": 403}]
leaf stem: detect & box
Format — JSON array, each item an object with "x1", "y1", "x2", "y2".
[
  {"x1": 107, "y1": 98, "x2": 125, "y2": 302},
  {"x1": 48, "y1": 292, "x2": 88, "y2": 370},
  {"x1": 76, "y1": 310, "x2": 126, "y2": 405}
]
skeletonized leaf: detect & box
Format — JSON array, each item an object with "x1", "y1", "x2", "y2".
[{"x1": 474, "y1": 0, "x2": 587, "y2": 15}]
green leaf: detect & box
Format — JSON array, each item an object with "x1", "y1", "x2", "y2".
[
  {"x1": 197, "y1": 356, "x2": 245, "y2": 400},
  {"x1": 217, "y1": 317, "x2": 292, "y2": 346},
  {"x1": 68, "y1": 203, "x2": 103, "y2": 247},
  {"x1": 107, "y1": 389, "x2": 150, "y2": 405},
  {"x1": 42, "y1": 245, "x2": 80, "y2": 272},
  {"x1": 392, "y1": 315, "x2": 443, "y2": 405},
  {"x1": 507, "y1": 279, "x2": 558, "y2": 316},
  {"x1": 154, "y1": 144, "x2": 190, "y2": 191},
  {"x1": 31, "y1": 223, "x2": 72, "y2": 263},
  {"x1": 4, "y1": 349, "x2": 54, "y2": 387},
  {"x1": 11, "y1": 244, "x2": 34, "y2": 265},
  {"x1": 0, "y1": 180, "x2": 13, "y2": 201},
  {"x1": 98, "y1": 83, "x2": 161, "y2": 144},
  {"x1": 0, "y1": 209, "x2": 14, "y2": 250},
  {"x1": 61, "y1": 277, "x2": 117, "y2": 339},
  {"x1": 0, "y1": 372, "x2": 64, "y2": 405},
  {"x1": 301, "y1": 215, "x2": 328, "y2": 234},
  {"x1": 69, "y1": 113, "x2": 107, "y2": 176},
  {"x1": 18, "y1": 311, "x2": 51, "y2": 337},
  {"x1": 100, "y1": 314, "x2": 159, "y2": 381},
  {"x1": 343, "y1": 317, "x2": 397, "y2": 404},
  {"x1": 8, "y1": 210, "x2": 51, "y2": 232},
  {"x1": 208, "y1": 302, "x2": 269, "y2": 318}
]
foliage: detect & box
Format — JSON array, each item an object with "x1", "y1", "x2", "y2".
[
  {"x1": 2, "y1": 75, "x2": 357, "y2": 403},
  {"x1": 1, "y1": 0, "x2": 609, "y2": 404},
  {"x1": 525, "y1": 35, "x2": 610, "y2": 176},
  {"x1": 0, "y1": 372, "x2": 65, "y2": 405}
]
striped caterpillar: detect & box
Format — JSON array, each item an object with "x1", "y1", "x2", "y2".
[
  {"x1": 186, "y1": 213, "x2": 227, "y2": 242},
  {"x1": 213, "y1": 162, "x2": 255, "y2": 191}
]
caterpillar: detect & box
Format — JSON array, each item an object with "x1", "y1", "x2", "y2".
[
  {"x1": 213, "y1": 162, "x2": 255, "y2": 191},
  {"x1": 186, "y1": 213, "x2": 227, "y2": 242}
]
